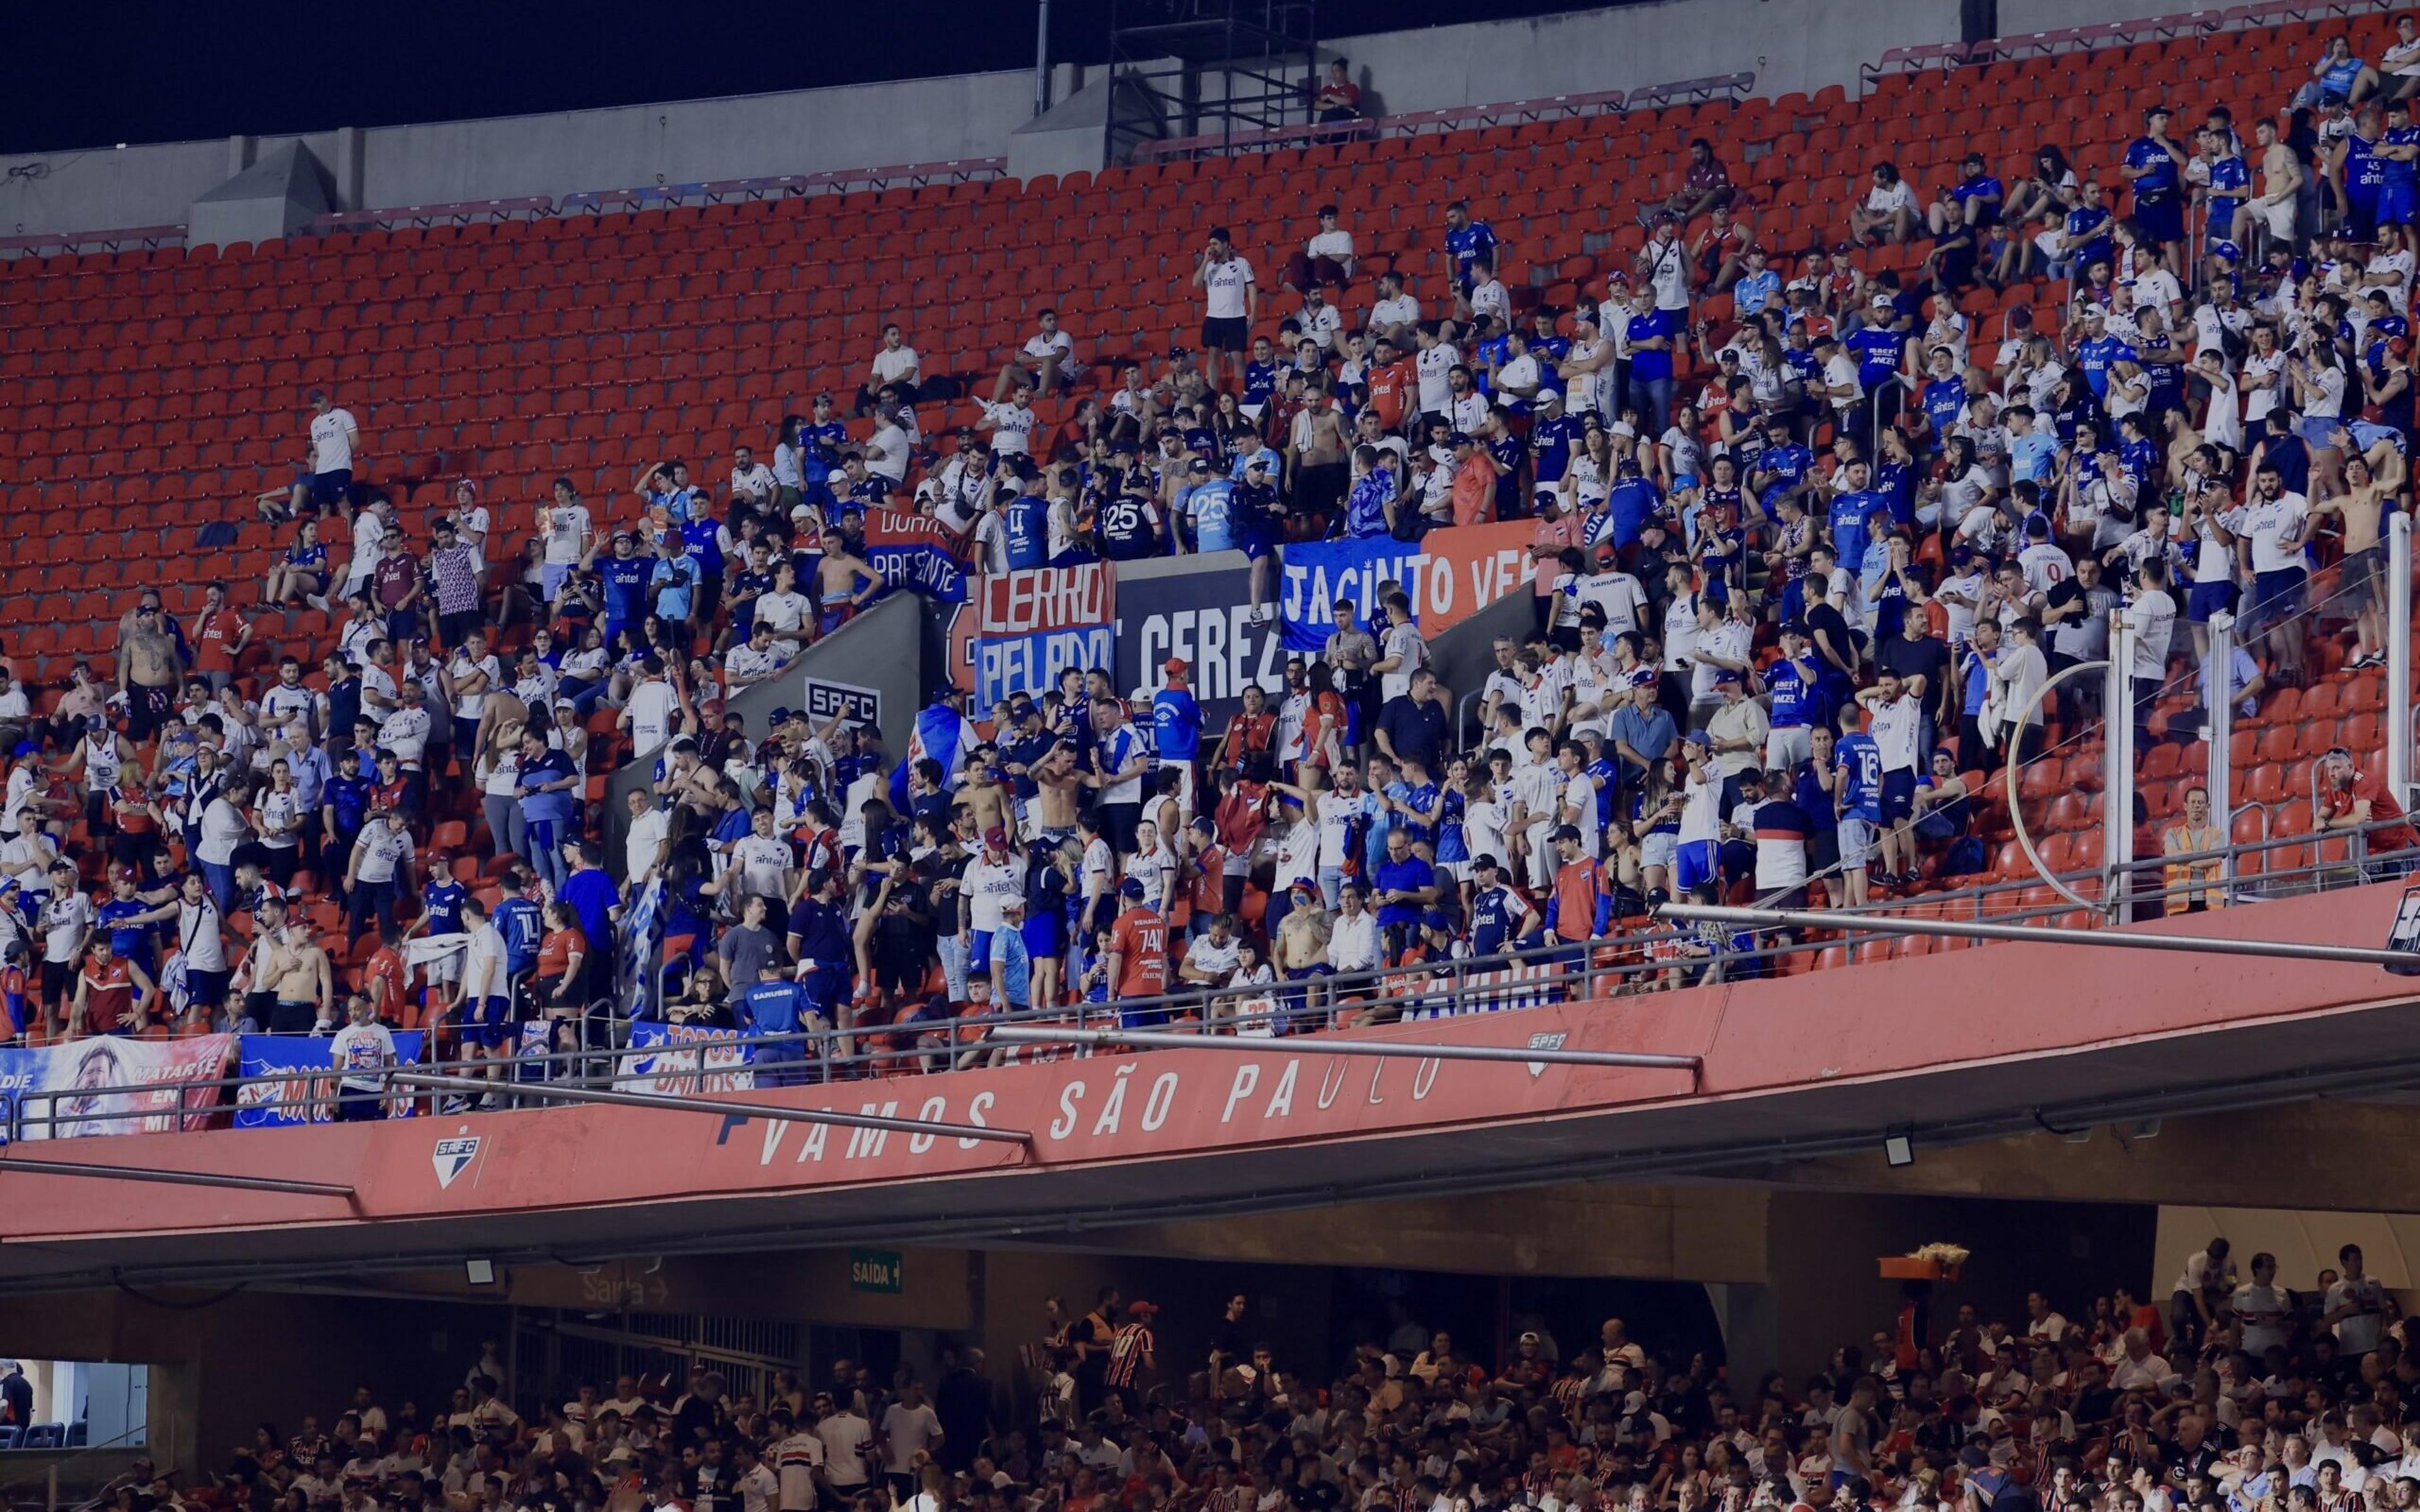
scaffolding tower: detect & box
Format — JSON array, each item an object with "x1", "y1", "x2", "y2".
[{"x1": 1105, "y1": 0, "x2": 1319, "y2": 161}]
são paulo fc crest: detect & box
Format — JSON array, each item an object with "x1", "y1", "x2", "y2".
[
  {"x1": 1525, "y1": 1032, "x2": 1567, "y2": 1078},
  {"x1": 432, "y1": 1135, "x2": 481, "y2": 1189}
]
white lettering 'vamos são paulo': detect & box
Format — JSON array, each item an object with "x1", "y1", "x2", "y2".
[{"x1": 736, "y1": 1054, "x2": 1449, "y2": 1169}]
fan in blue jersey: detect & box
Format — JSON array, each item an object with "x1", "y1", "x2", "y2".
[{"x1": 1832, "y1": 703, "x2": 1885, "y2": 909}]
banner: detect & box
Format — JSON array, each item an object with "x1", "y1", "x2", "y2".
[
  {"x1": 0, "y1": 1034, "x2": 236, "y2": 1141},
  {"x1": 233, "y1": 1033, "x2": 427, "y2": 1128},
  {"x1": 860, "y1": 509, "x2": 970, "y2": 604},
  {"x1": 1400, "y1": 961, "x2": 1569, "y2": 1020},
  {"x1": 975, "y1": 562, "x2": 1117, "y2": 708},
  {"x1": 616, "y1": 1020, "x2": 756, "y2": 1095},
  {"x1": 1113, "y1": 562, "x2": 1290, "y2": 732},
  {"x1": 1279, "y1": 520, "x2": 1542, "y2": 653},
  {"x1": 619, "y1": 881, "x2": 664, "y2": 1019}
]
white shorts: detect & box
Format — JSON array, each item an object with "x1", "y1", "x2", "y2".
[
  {"x1": 1438, "y1": 859, "x2": 1471, "y2": 884},
  {"x1": 1765, "y1": 724, "x2": 1814, "y2": 772},
  {"x1": 1525, "y1": 820, "x2": 1557, "y2": 889},
  {"x1": 2255, "y1": 198, "x2": 2295, "y2": 239},
  {"x1": 1640, "y1": 830, "x2": 1678, "y2": 872},
  {"x1": 1838, "y1": 816, "x2": 1877, "y2": 869}
]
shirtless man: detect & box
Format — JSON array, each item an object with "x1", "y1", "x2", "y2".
[
  {"x1": 1030, "y1": 743, "x2": 1086, "y2": 842},
  {"x1": 2312, "y1": 443, "x2": 2395, "y2": 667},
  {"x1": 1272, "y1": 881, "x2": 1335, "y2": 1030},
  {"x1": 2250, "y1": 116, "x2": 2307, "y2": 258},
  {"x1": 814, "y1": 534, "x2": 884, "y2": 638},
  {"x1": 250, "y1": 897, "x2": 333, "y2": 1034},
  {"x1": 961, "y1": 755, "x2": 1017, "y2": 840},
  {"x1": 1290, "y1": 387, "x2": 1352, "y2": 522},
  {"x1": 117, "y1": 601, "x2": 184, "y2": 742}
]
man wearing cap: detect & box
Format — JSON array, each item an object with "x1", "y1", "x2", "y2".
[
  {"x1": 1104, "y1": 876, "x2": 1168, "y2": 1023},
  {"x1": 1234, "y1": 454, "x2": 1285, "y2": 626},
  {"x1": 1465, "y1": 856, "x2": 1538, "y2": 958},
  {"x1": 960, "y1": 825, "x2": 1028, "y2": 992},
  {"x1": 1446, "y1": 430, "x2": 1500, "y2": 527},
  {"x1": 1150, "y1": 661, "x2": 1203, "y2": 815}
]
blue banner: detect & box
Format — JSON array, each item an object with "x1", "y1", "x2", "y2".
[
  {"x1": 1277, "y1": 536, "x2": 1431, "y2": 653},
  {"x1": 976, "y1": 626, "x2": 1115, "y2": 707},
  {"x1": 233, "y1": 1033, "x2": 427, "y2": 1128}
]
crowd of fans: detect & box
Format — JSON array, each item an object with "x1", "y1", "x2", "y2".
[
  {"x1": 3, "y1": 42, "x2": 2419, "y2": 1086},
  {"x1": 113, "y1": 1244, "x2": 2420, "y2": 1512}
]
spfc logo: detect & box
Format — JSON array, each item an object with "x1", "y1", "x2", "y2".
[
  {"x1": 1525, "y1": 1032, "x2": 1567, "y2": 1078},
  {"x1": 432, "y1": 1135, "x2": 481, "y2": 1189}
]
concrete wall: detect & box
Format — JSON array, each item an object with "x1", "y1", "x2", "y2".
[
  {"x1": 1763, "y1": 1189, "x2": 2156, "y2": 1376},
  {"x1": 1322, "y1": 0, "x2": 1954, "y2": 119},
  {"x1": 0, "y1": 0, "x2": 1975, "y2": 243},
  {"x1": 0, "y1": 67, "x2": 1046, "y2": 241}
]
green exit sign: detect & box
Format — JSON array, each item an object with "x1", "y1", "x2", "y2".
[{"x1": 849, "y1": 1249, "x2": 903, "y2": 1294}]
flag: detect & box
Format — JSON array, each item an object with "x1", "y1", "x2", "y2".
[{"x1": 889, "y1": 699, "x2": 984, "y2": 812}]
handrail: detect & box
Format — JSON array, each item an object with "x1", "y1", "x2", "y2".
[
  {"x1": 1864, "y1": 0, "x2": 2394, "y2": 85},
  {"x1": 309, "y1": 197, "x2": 556, "y2": 231},
  {"x1": 8, "y1": 816, "x2": 2407, "y2": 1140},
  {"x1": 0, "y1": 224, "x2": 186, "y2": 258},
  {"x1": 1129, "y1": 76, "x2": 1749, "y2": 163},
  {"x1": 557, "y1": 158, "x2": 1008, "y2": 212}
]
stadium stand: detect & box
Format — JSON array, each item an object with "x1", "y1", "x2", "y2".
[
  {"x1": 141, "y1": 1246, "x2": 2416, "y2": 1512},
  {"x1": 0, "y1": 0, "x2": 2415, "y2": 1117}
]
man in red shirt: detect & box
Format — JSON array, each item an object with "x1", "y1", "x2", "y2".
[
  {"x1": 1366, "y1": 338, "x2": 1416, "y2": 433},
  {"x1": 188, "y1": 582, "x2": 253, "y2": 695},
  {"x1": 2319, "y1": 746, "x2": 2418, "y2": 856},
  {"x1": 362, "y1": 917, "x2": 413, "y2": 1028},
  {"x1": 70, "y1": 937, "x2": 156, "y2": 1039},
  {"x1": 1105, "y1": 877, "x2": 1168, "y2": 1024}
]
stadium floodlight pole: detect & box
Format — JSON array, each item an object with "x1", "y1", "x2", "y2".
[
  {"x1": 1035, "y1": 0, "x2": 1052, "y2": 116},
  {"x1": 0, "y1": 1155, "x2": 355, "y2": 1198},
  {"x1": 386, "y1": 1071, "x2": 1031, "y2": 1144},
  {"x1": 990, "y1": 1026, "x2": 1701, "y2": 1070},
  {"x1": 1657, "y1": 903, "x2": 2419, "y2": 968}
]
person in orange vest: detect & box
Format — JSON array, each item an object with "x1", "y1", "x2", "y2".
[{"x1": 1105, "y1": 877, "x2": 1168, "y2": 1028}]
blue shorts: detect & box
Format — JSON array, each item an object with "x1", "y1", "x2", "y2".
[
  {"x1": 1674, "y1": 839, "x2": 1719, "y2": 895},
  {"x1": 2250, "y1": 566, "x2": 2306, "y2": 625},
  {"x1": 2133, "y1": 195, "x2": 2184, "y2": 244},
  {"x1": 307, "y1": 469, "x2": 352, "y2": 509},
  {"x1": 468, "y1": 994, "x2": 514, "y2": 1050},
  {"x1": 2187, "y1": 578, "x2": 2236, "y2": 624},
  {"x1": 2382, "y1": 180, "x2": 2420, "y2": 227},
  {"x1": 541, "y1": 562, "x2": 572, "y2": 602},
  {"x1": 1881, "y1": 767, "x2": 1918, "y2": 824},
  {"x1": 1239, "y1": 532, "x2": 1278, "y2": 563},
  {"x1": 966, "y1": 928, "x2": 995, "y2": 975},
  {"x1": 1021, "y1": 910, "x2": 1068, "y2": 961}
]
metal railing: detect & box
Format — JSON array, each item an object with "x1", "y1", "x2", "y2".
[
  {"x1": 1864, "y1": 0, "x2": 2399, "y2": 86},
  {"x1": 9, "y1": 815, "x2": 2408, "y2": 1141},
  {"x1": 1126, "y1": 77, "x2": 1754, "y2": 163}
]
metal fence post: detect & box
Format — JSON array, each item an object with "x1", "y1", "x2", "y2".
[
  {"x1": 2391, "y1": 513, "x2": 2412, "y2": 808},
  {"x1": 2104, "y1": 614, "x2": 2135, "y2": 922},
  {"x1": 2209, "y1": 609, "x2": 2237, "y2": 895}
]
